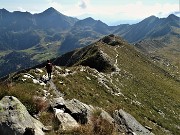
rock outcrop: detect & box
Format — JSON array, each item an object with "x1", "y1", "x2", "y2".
[
  {"x1": 50, "y1": 98, "x2": 154, "y2": 134},
  {"x1": 50, "y1": 98, "x2": 94, "y2": 125},
  {"x1": 0, "y1": 95, "x2": 154, "y2": 135},
  {"x1": 0, "y1": 96, "x2": 45, "y2": 135},
  {"x1": 53, "y1": 40, "x2": 116, "y2": 72},
  {"x1": 50, "y1": 97, "x2": 115, "y2": 128},
  {"x1": 55, "y1": 111, "x2": 79, "y2": 130},
  {"x1": 113, "y1": 109, "x2": 154, "y2": 135}
]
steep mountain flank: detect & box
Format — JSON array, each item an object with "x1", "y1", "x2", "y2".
[
  {"x1": 34, "y1": 7, "x2": 78, "y2": 31},
  {"x1": 59, "y1": 17, "x2": 111, "y2": 54},
  {"x1": 133, "y1": 14, "x2": 180, "y2": 80},
  {"x1": 59, "y1": 14, "x2": 179, "y2": 57},
  {"x1": 134, "y1": 32, "x2": 180, "y2": 81},
  {"x1": 117, "y1": 14, "x2": 180, "y2": 43},
  {"x1": 0, "y1": 7, "x2": 78, "y2": 32},
  {"x1": 55, "y1": 35, "x2": 127, "y2": 72},
  {"x1": 0, "y1": 51, "x2": 38, "y2": 77},
  {"x1": 0, "y1": 7, "x2": 78, "y2": 52}
]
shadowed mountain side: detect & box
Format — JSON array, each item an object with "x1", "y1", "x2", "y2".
[
  {"x1": 0, "y1": 7, "x2": 78, "y2": 51},
  {"x1": 34, "y1": 7, "x2": 78, "y2": 31},
  {"x1": 0, "y1": 7, "x2": 78, "y2": 32},
  {"x1": 54, "y1": 35, "x2": 128, "y2": 72},
  {"x1": 58, "y1": 17, "x2": 111, "y2": 54},
  {"x1": 0, "y1": 51, "x2": 38, "y2": 78}
]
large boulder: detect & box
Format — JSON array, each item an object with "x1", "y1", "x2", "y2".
[
  {"x1": 55, "y1": 111, "x2": 79, "y2": 130},
  {"x1": 50, "y1": 98, "x2": 91, "y2": 130},
  {"x1": 50, "y1": 97, "x2": 65, "y2": 108},
  {"x1": 50, "y1": 98, "x2": 94, "y2": 125},
  {"x1": 113, "y1": 109, "x2": 154, "y2": 135},
  {"x1": 99, "y1": 109, "x2": 114, "y2": 124},
  {"x1": 50, "y1": 98, "x2": 114, "y2": 126},
  {"x1": 0, "y1": 96, "x2": 45, "y2": 135},
  {"x1": 64, "y1": 98, "x2": 94, "y2": 124}
]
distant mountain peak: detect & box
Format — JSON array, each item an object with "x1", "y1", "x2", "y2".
[
  {"x1": 0, "y1": 8, "x2": 10, "y2": 14},
  {"x1": 168, "y1": 14, "x2": 177, "y2": 17},
  {"x1": 74, "y1": 17, "x2": 96, "y2": 26},
  {"x1": 47, "y1": 7, "x2": 57, "y2": 11},
  {"x1": 83, "y1": 17, "x2": 95, "y2": 22},
  {"x1": 42, "y1": 7, "x2": 59, "y2": 15},
  {"x1": 144, "y1": 15, "x2": 158, "y2": 21},
  {"x1": 167, "y1": 14, "x2": 178, "y2": 20}
]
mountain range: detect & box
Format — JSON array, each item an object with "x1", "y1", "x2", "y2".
[{"x1": 0, "y1": 7, "x2": 179, "y2": 78}]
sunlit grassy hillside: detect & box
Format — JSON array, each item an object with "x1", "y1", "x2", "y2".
[{"x1": 0, "y1": 35, "x2": 179, "y2": 135}]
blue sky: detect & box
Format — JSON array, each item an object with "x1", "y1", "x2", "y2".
[{"x1": 0, "y1": 0, "x2": 179, "y2": 25}]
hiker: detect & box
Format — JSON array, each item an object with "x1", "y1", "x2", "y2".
[{"x1": 45, "y1": 60, "x2": 53, "y2": 80}]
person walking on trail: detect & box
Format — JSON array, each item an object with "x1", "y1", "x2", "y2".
[{"x1": 46, "y1": 60, "x2": 53, "y2": 80}]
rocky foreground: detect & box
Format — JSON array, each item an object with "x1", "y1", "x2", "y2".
[{"x1": 0, "y1": 95, "x2": 153, "y2": 135}]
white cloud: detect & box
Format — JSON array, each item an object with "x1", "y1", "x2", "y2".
[
  {"x1": 45, "y1": 0, "x2": 179, "y2": 23},
  {"x1": 78, "y1": 0, "x2": 87, "y2": 9},
  {"x1": 89, "y1": 1, "x2": 179, "y2": 19},
  {"x1": 94, "y1": 2, "x2": 177, "y2": 24},
  {"x1": 57, "y1": 0, "x2": 90, "y2": 17}
]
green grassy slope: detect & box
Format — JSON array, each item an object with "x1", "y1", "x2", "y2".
[
  {"x1": 135, "y1": 34, "x2": 180, "y2": 81},
  {"x1": 0, "y1": 35, "x2": 179, "y2": 134},
  {"x1": 53, "y1": 35, "x2": 180, "y2": 134}
]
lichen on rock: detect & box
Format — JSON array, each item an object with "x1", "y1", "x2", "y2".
[{"x1": 0, "y1": 96, "x2": 45, "y2": 135}]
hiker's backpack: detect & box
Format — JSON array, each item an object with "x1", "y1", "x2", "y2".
[{"x1": 46, "y1": 63, "x2": 52, "y2": 71}]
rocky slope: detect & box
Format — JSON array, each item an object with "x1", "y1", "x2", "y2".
[{"x1": 0, "y1": 35, "x2": 179, "y2": 135}]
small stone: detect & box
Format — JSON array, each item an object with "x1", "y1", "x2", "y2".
[
  {"x1": 35, "y1": 68, "x2": 43, "y2": 73},
  {"x1": 42, "y1": 126, "x2": 53, "y2": 132},
  {"x1": 145, "y1": 126, "x2": 153, "y2": 131}
]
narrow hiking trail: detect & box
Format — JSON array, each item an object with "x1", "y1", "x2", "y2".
[
  {"x1": 114, "y1": 45, "x2": 124, "y2": 68},
  {"x1": 115, "y1": 46, "x2": 119, "y2": 65},
  {"x1": 47, "y1": 79, "x2": 64, "y2": 97}
]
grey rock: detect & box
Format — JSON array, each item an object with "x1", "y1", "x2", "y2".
[
  {"x1": 50, "y1": 97, "x2": 116, "y2": 132},
  {"x1": 0, "y1": 96, "x2": 45, "y2": 135},
  {"x1": 113, "y1": 109, "x2": 154, "y2": 135},
  {"x1": 100, "y1": 109, "x2": 114, "y2": 124},
  {"x1": 50, "y1": 97, "x2": 65, "y2": 108},
  {"x1": 51, "y1": 98, "x2": 115, "y2": 126},
  {"x1": 64, "y1": 98, "x2": 94, "y2": 124},
  {"x1": 51, "y1": 98, "x2": 95, "y2": 124},
  {"x1": 42, "y1": 126, "x2": 52, "y2": 132},
  {"x1": 55, "y1": 112, "x2": 79, "y2": 130}
]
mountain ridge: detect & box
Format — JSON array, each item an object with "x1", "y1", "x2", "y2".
[{"x1": 1, "y1": 35, "x2": 179, "y2": 134}]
